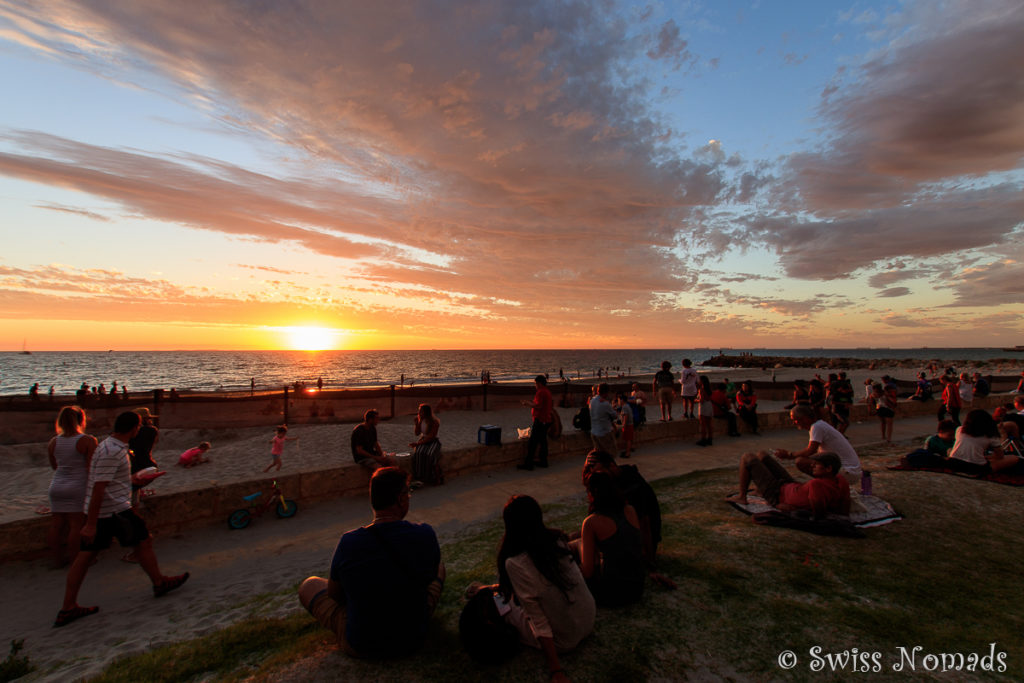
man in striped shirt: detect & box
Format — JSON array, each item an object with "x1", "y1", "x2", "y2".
[{"x1": 55, "y1": 411, "x2": 190, "y2": 628}]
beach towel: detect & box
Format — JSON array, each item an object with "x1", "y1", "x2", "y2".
[
  {"x1": 887, "y1": 462, "x2": 1024, "y2": 486},
  {"x1": 728, "y1": 493, "x2": 901, "y2": 533}
]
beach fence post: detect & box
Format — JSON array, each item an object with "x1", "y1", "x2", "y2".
[
  {"x1": 283, "y1": 386, "x2": 289, "y2": 423},
  {"x1": 390, "y1": 385, "x2": 396, "y2": 419}
]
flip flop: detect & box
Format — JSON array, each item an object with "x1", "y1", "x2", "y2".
[
  {"x1": 153, "y1": 572, "x2": 190, "y2": 598},
  {"x1": 35, "y1": 505, "x2": 51, "y2": 515},
  {"x1": 54, "y1": 605, "x2": 99, "y2": 627}
]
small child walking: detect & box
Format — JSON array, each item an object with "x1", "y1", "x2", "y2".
[{"x1": 265, "y1": 425, "x2": 297, "y2": 472}]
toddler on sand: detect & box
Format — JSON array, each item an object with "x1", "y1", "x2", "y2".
[
  {"x1": 265, "y1": 425, "x2": 297, "y2": 472},
  {"x1": 177, "y1": 442, "x2": 211, "y2": 467}
]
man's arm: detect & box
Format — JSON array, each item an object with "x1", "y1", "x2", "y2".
[
  {"x1": 80, "y1": 480, "x2": 108, "y2": 542},
  {"x1": 777, "y1": 440, "x2": 820, "y2": 460}
]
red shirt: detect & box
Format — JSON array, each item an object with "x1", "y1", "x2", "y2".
[
  {"x1": 780, "y1": 475, "x2": 850, "y2": 517},
  {"x1": 943, "y1": 382, "x2": 962, "y2": 408},
  {"x1": 710, "y1": 389, "x2": 730, "y2": 417},
  {"x1": 532, "y1": 386, "x2": 553, "y2": 423}
]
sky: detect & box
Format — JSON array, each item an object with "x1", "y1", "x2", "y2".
[{"x1": 0, "y1": 0, "x2": 1022, "y2": 351}]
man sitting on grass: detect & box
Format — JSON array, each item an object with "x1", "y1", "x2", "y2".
[
  {"x1": 774, "y1": 405, "x2": 862, "y2": 486},
  {"x1": 298, "y1": 467, "x2": 445, "y2": 658},
  {"x1": 728, "y1": 451, "x2": 850, "y2": 519}
]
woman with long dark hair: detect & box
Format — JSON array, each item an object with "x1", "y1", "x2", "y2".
[
  {"x1": 576, "y1": 472, "x2": 645, "y2": 606},
  {"x1": 495, "y1": 495, "x2": 595, "y2": 682},
  {"x1": 949, "y1": 409, "x2": 1024, "y2": 475}
]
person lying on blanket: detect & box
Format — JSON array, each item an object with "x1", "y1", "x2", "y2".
[{"x1": 729, "y1": 451, "x2": 850, "y2": 519}]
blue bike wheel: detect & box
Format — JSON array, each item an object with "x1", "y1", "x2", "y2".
[
  {"x1": 228, "y1": 509, "x2": 252, "y2": 529},
  {"x1": 276, "y1": 499, "x2": 298, "y2": 518}
]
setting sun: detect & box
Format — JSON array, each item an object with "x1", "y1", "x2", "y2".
[{"x1": 283, "y1": 326, "x2": 340, "y2": 351}]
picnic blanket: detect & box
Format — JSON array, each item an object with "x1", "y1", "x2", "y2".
[
  {"x1": 887, "y1": 462, "x2": 1024, "y2": 486},
  {"x1": 728, "y1": 493, "x2": 901, "y2": 536}
]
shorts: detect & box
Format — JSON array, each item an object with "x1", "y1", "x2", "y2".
[
  {"x1": 81, "y1": 509, "x2": 150, "y2": 552},
  {"x1": 876, "y1": 407, "x2": 895, "y2": 418},
  {"x1": 308, "y1": 590, "x2": 358, "y2": 655},
  {"x1": 621, "y1": 424, "x2": 634, "y2": 441},
  {"x1": 657, "y1": 387, "x2": 673, "y2": 404},
  {"x1": 307, "y1": 576, "x2": 444, "y2": 656},
  {"x1": 591, "y1": 432, "x2": 618, "y2": 457},
  {"x1": 743, "y1": 453, "x2": 794, "y2": 506}
]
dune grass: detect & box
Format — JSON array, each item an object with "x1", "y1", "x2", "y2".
[{"x1": 90, "y1": 440, "x2": 1024, "y2": 682}]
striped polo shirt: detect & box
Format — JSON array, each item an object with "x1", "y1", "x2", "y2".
[{"x1": 84, "y1": 436, "x2": 133, "y2": 517}]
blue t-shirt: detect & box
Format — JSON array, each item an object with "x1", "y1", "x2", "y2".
[{"x1": 330, "y1": 520, "x2": 440, "y2": 657}]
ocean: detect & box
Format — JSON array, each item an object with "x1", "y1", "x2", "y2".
[{"x1": 0, "y1": 348, "x2": 1017, "y2": 396}]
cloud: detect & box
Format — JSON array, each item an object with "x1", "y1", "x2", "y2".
[
  {"x1": 876, "y1": 286, "x2": 910, "y2": 298},
  {"x1": 0, "y1": 0, "x2": 734, "y2": 322},
  {"x1": 794, "y1": 2, "x2": 1024, "y2": 210},
  {"x1": 742, "y1": 183, "x2": 1024, "y2": 279},
  {"x1": 943, "y1": 259, "x2": 1024, "y2": 307},
  {"x1": 34, "y1": 202, "x2": 110, "y2": 221},
  {"x1": 866, "y1": 265, "x2": 927, "y2": 288},
  {"x1": 646, "y1": 19, "x2": 695, "y2": 70}
]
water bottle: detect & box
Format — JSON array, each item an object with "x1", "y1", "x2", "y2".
[{"x1": 860, "y1": 470, "x2": 872, "y2": 495}]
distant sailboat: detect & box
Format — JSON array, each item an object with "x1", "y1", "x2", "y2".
[{"x1": 20, "y1": 339, "x2": 31, "y2": 355}]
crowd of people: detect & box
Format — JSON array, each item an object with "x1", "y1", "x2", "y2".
[
  {"x1": 301, "y1": 447, "x2": 659, "y2": 678},
  {"x1": 34, "y1": 357, "x2": 1021, "y2": 679}
]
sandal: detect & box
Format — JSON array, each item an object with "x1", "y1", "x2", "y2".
[
  {"x1": 153, "y1": 572, "x2": 190, "y2": 597},
  {"x1": 54, "y1": 605, "x2": 99, "y2": 627},
  {"x1": 35, "y1": 505, "x2": 51, "y2": 515}
]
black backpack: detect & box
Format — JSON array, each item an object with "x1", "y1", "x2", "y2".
[
  {"x1": 572, "y1": 405, "x2": 591, "y2": 433},
  {"x1": 459, "y1": 588, "x2": 521, "y2": 663}
]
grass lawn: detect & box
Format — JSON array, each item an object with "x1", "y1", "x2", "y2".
[{"x1": 88, "y1": 439, "x2": 1024, "y2": 682}]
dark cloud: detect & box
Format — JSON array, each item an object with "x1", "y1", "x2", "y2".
[
  {"x1": 793, "y1": 2, "x2": 1024, "y2": 210},
  {"x1": 744, "y1": 183, "x2": 1024, "y2": 279},
  {"x1": 943, "y1": 260, "x2": 1024, "y2": 307},
  {"x1": 876, "y1": 287, "x2": 910, "y2": 298},
  {"x1": 867, "y1": 266, "x2": 927, "y2": 288},
  {"x1": 646, "y1": 19, "x2": 694, "y2": 70}
]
